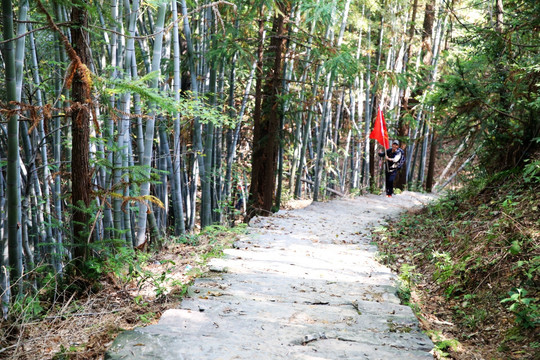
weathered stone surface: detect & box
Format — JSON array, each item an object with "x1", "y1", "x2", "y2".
[{"x1": 106, "y1": 192, "x2": 436, "y2": 359}]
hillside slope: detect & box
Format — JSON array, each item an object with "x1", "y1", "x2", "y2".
[{"x1": 375, "y1": 170, "x2": 539, "y2": 359}]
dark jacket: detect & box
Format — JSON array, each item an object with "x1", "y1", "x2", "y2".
[{"x1": 379, "y1": 148, "x2": 404, "y2": 173}]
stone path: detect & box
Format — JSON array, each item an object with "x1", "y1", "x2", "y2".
[{"x1": 106, "y1": 192, "x2": 436, "y2": 359}]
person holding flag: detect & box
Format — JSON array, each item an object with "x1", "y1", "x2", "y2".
[{"x1": 369, "y1": 108, "x2": 405, "y2": 197}]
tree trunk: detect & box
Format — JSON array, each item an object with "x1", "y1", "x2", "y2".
[
  {"x1": 313, "y1": 71, "x2": 334, "y2": 201},
  {"x1": 275, "y1": 5, "x2": 296, "y2": 210},
  {"x1": 135, "y1": 1, "x2": 166, "y2": 246},
  {"x1": 421, "y1": 0, "x2": 435, "y2": 66},
  {"x1": 28, "y1": 24, "x2": 59, "y2": 273},
  {"x1": 287, "y1": 8, "x2": 304, "y2": 197},
  {"x1": 294, "y1": 66, "x2": 321, "y2": 198},
  {"x1": 368, "y1": 97, "x2": 379, "y2": 191},
  {"x1": 224, "y1": 58, "x2": 257, "y2": 205},
  {"x1": 494, "y1": 0, "x2": 504, "y2": 34},
  {"x1": 397, "y1": 0, "x2": 436, "y2": 190},
  {"x1": 438, "y1": 153, "x2": 476, "y2": 191},
  {"x1": 362, "y1": 19, "x2": 372, "y2": 187},
  {"x1": 70, "y1": 3, "x2": 92, "y2": 266},
  {"x1": 294, "y1": 13, "x2": 325, "y2": 198},
  {"x1": 315, "y1": 0, "x2": 352, "y2": 201},
  {"x1": 201, "y1": 7, "x2": 217, "y2": 228},
  {"x1": 350, "y1": 8, "x2": 364, "y2": 190},
  {"x1": 16, "y1": 0, "x2": 30, "y2": 282},
  {"x1": 53, "y1": 2, "x2": 65, "y2": 264},
  {"x1": 2, "y1": 0, "x2": 23, "y2": 297},
  {"x1": 433, "y1": 138, "x2": 466, "y2": 189},
  {"x1": 249, "y1": 1, "x2": 290, "y2": 217},
  {"x1": 180, "y1": 0, "x2": 203, "y2": 231},
  {"x1": 394, "y1": 0, "x2": 419, "y2": 190},
  {"x1": 0, "y1": 169, "x2": 9, "y2": 318},
  {"x1": 171, "y1": 0, "x2": 185, "y2": 235},
  {"x1": 425, "y1": 131, "x2": 437, "y2": 192}
]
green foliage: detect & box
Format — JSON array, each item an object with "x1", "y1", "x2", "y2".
[
  {"x1": 523, "y1": 150, "x2": 540, "y2": 184},
  {"x1": 130, "y1": 260, "x2": 172, "y2": 298},
  {"x1": 397, "y1": 264, "x2": 420, "y2": 304},
  {"x1": 299, "y1": 0, "x2": 336, "y2": 25},
  {"x1": 432, "y1": 251, "x2": 467, "y2": 297},
  {"x1": 86, "y1": 242, "x2": 137, "y2": 279},
  {"x1": 199, "y1": 245, "x2": 225, "y2": 262},
  {"x1": 137, "y1": 311, "x2": 157, "y2": 324},
  {"x1": 434, "y1": 339, "x2": 460, "y2": 358},
  {"x1": 10, "y1": 295, "x2": 45, "y2": 321},
  {"x1": 323, "y1": 45, "x2": 362, "y2": 79},
  {"x1": 52, "y1": 344, "x2": 85, "y2": 360},
  {"x1": 177, "y1": 92, "x2": 235, "y2": 127},
  {"x1": 501, "y1": 288, "x2": 539, "y2": 329},
  {"x1": 173, "y1": 224, "x2": 247, "y2": 266},
  {"x1": 101, "y1": 71, "x2": 171, "y2": 106},
  {"x1": 145, "y1": 0, "x2": 169, "y2": 9},
  {"x1": 430, "y1": 0, "x2": 540, "y2": 173},
  {"x1": 97, "y1": 73, "x2": 233, "y2": 127},
  {"x1": 462, "y1": 307, "x2": 488, "y2": 330},
  {"x1": 370, "y1": 184, "x2": 382, "y2": 195},
  {"x1": 203, "y1": 223, "x2": 247, "y2": 238},
  {"x1": 349, "y1": 187, "x2": 366, "y2": 197},
  {"x1": 200, "y1": 224, "x2": 247, "y2": 262},
  {"x1": 436, "y1": 338, "x2": 459, "y2": 353},
  {"x1": 514, "y1": 256, "x2": 540, "y2": 284},
  {"x1": 175, "y1": 233, "x2": 200, "y2": 246},
  {"x1": 89, "y1": 243, "x2": 182, "y2": 299},
  {"x1": 399, "y1": 264, "x2": 419, "y2": 289}
]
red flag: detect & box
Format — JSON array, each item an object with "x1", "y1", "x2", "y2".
[{"x1": 369, "y1": 107, "x2": 389, "y2": 149}]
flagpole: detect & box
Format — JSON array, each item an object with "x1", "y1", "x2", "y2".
[
  {"x1": 383, "y1": 145, "x2": 389, "y2": 174},
  {"x1": 378, "y1": 106, "x2": 389, "y2": 175}
]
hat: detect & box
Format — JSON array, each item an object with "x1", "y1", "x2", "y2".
[{"x1": 392, "y1": 140, "x2": 399, "y2": 145}]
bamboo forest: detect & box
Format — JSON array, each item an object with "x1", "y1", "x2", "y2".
[{"x1": 1, "y1": 0, "x2": 539, "y2": 358}]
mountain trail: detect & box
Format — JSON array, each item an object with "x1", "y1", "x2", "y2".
[{"x1": 106, "y1": 191, "x2": 437, "y2": 359}]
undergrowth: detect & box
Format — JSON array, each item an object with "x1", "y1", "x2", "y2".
[
  {"x1": 375, "y1": 169, "x2": 539, "y2": 359},
  {"x1": 0, "y1": 224, "x2": 247, "y2": 359}
]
